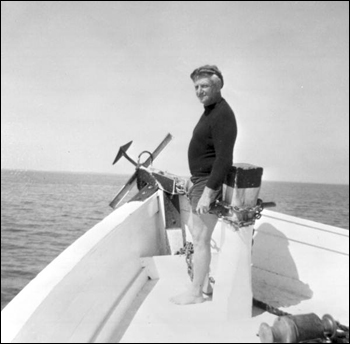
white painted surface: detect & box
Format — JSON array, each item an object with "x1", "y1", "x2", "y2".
[
  {"x1": 120, "y1": 255, "x2": 277, "y2": 343},
  {"x1": 1, "y1": 192, "x2": 164, "y2": 343},
  {"x1": 93, "y1": 269, "x2": 150, "y2": 343},
  {"x1": 253, "y1": 210, "x2": 349, "y2": 324},
  {"x1": 213, "y1": 224, "x2": 254, "y2": 320}
]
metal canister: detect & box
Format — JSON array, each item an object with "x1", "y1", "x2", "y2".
[{"x1": 259, "y1": 313, "x2": 337, "y2": 343}]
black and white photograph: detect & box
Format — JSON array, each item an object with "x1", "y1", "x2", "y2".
[{"x1": 1, "y1": 1, "x2": 349, "y2": 343}]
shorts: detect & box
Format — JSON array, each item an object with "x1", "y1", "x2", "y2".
[{"x1": 188, "y1": 176, "x2": 222, "y2": 214}]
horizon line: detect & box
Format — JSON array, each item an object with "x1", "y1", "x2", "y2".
[{"x1": 1, "y1": 168, "x2": 349, "y2": 187}]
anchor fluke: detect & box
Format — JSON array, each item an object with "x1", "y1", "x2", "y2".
[{"x1": 112, "y1": 141, "x2": 137, "y2": 166}]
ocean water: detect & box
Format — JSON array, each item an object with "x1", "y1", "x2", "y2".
[{"x1": 1, "y1": 169, "x2": 349, "y2": 310}]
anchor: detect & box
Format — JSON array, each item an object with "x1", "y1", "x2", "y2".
[{"x1": 109, "y1": 133, "x2": 173, "y2": 209}]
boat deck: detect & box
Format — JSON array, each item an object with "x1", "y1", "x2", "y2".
[
  {"x1": 115, "y1": 212, "x2": 350, "y2": 343},
  {"x1": 117, "y1": 255, "x2": 276, "y2": 343},
  {"x1": 116, "y1": 247, "x2": 349, "y2": 343}
]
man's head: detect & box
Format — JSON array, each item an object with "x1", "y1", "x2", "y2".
[{"x1": 190, "y1": 65, "x2": 223, "y2": 106}]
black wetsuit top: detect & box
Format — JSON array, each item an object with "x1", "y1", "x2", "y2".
[{"x1": 188, "y1": 98, "x2": 237, "y2": 189}]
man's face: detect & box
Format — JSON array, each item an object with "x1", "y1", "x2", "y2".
[{"x1": 194, "y1": 76, "x2": 219, "y2": 106}]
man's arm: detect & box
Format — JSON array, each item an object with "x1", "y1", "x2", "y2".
[{"x1": 206, "y1": 109, "x2": 237, "y2": 190}]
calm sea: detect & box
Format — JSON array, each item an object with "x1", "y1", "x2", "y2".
[{"x1": 1, "y1": 169, "x2": 349, "y2": 310}]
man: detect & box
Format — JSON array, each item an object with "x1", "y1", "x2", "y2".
[{"x1": 171, "y1": 65, "x2": 237, "y2": 305}]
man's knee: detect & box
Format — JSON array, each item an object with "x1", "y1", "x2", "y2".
[
  {"x1": 190, "y1": 212, "x2": 217, "y2": 245},
  {"x1": 191, "y1": 225, "x2": 213, "y2": 247},
  {"x1": 192, "y1": 233, "x2": 211, "y2": 248}
]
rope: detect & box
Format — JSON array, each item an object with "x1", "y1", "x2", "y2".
[{"x1": 252, "y1": 298, "x2": 290, "y2": 317}]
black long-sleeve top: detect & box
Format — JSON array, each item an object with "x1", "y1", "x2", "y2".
[{"x1": 188, "y1": 98, "x2": 237, "y2": 190}]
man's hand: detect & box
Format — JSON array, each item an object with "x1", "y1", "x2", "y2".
[{"x1": 196, "y1": 186, "x2": 216, "y2": 215}]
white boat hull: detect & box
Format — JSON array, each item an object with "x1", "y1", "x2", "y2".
[{"x1": 1, "y1": 191, "x2": 349, "y2": 343}]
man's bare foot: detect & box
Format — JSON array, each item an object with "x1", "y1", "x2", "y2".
[{"x1": 170, "y1": 291, "x2": 205, "y2": 305}]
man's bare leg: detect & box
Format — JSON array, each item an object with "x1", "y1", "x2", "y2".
[{"x1": 170, "y1": 212, "x2": 217, "y2": 305}]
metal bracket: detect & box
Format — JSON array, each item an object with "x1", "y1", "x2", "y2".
[{"x1": 129, "y1": 184, "x2": 158, "y2": 202}]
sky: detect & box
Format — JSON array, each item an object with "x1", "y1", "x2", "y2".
[{"x1": 1, "y1": 1, "x2": 349, "y2": 184}]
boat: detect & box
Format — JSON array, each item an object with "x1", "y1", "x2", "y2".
[{"x1": 1, "y1": 134, "x2": 349, "y2": 343}]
